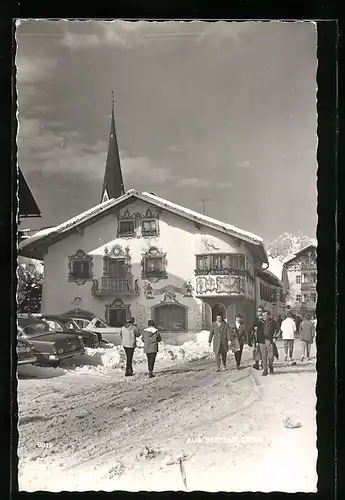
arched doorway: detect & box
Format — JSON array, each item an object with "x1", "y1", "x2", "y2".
[
  {"x1": 211, "y1": 303, "x2": 226, "y2": 323},
  {"x1": 152, "y1": 303, "x2": 187, "y2": 332}
]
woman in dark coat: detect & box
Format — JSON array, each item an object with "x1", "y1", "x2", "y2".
[
  {"x1": 142, "y1": 320, "x2": 162, "y2": 378},
  {"x1": 299, "y1": 314, "x2": 315, "y2": 361},
  {"x1": 231, "y1": 313, "x2": 248, "y2": 369}
]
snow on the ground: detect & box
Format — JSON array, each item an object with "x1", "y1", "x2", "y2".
[{"x1": 17, "y1": 338, "x2": 317, "y2": 492}]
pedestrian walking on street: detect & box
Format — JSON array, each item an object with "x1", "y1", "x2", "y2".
[
  {"x1": 231, "y1": 313, "x2": 248, "y2": 370},
  {"x1": 299, "y1": 314, "x2": 315, "y2": 361},
  {"x1": 276, "y1": 315, "x2": 283, "y2": 337},
  {"x1": 249, "y1": 306, "x2": 264, "y2": 370},
  {"x1": 208, "y1": 313, "x2": 231, "y2": 372},
  {"x1": 120, "y1": 317, "x2": 141, "y2": 377},
  {"x1": 281, "y1": 311, "x2": 297, "y2": 362},
  {"x1": 142, "y1": 320, "x2": 162, "y2": 378},
  {"x1": 259, "y1": 310, "x2": 278, "y2": 376}
]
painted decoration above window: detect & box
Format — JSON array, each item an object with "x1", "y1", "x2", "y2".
[
  {"x1": 68, "y1": 249, "x2": 93, "y2": 286},
  {"x1": 117, "y1": 206, "x2": 160, "y2": 239},
  {"x1": 141, "y1": 246, "x2": 167, "y2": 282},
  {"x1": 195, "y1": 275, "x2": 244, "y2": 295}
]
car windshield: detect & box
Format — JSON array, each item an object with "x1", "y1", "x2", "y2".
[
  {"x1": 65, "y1": 319, "x2": 81, "y2": 331},
  {"x1": 94, "y1": 318, "x2": 107, "y2": 328}
]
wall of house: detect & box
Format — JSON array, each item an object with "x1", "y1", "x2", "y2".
[
  {"x1": 41, "y1": 199, "x2": 262, "y2": 332},
  {"x1": 286, "y1": 268, "x2": 302, "y2": 307},
  {"x1": 257, "y1": 277, "x2": 286, "y2": 320}
]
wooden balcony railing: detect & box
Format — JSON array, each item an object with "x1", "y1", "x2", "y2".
[{"x1": 92, "y1": 277, "x2": 139, "y2": 296}]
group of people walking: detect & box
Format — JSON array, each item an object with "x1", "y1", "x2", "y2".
[
  {"x1": 120, "y1": 308, "x2": 316, "y2": 379},
  {"x1": 120, "y1": 318, "x2": 162, "y2": 378},
  {"x1": 208, "y1": 307, "x2": 316, "y2": 376}
]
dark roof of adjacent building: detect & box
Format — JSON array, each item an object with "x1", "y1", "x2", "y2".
[{"x1": 19, "y1": 168, "x2": 41, "y2": 218}]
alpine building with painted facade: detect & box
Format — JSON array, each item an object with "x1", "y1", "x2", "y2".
[{"x1": 18, "y1": 97, "x2": 288, "y2": 333}]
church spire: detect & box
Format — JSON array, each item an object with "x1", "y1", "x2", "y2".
[{"x1": 101, "y1": 91, "x2": 125, "y2": 203}]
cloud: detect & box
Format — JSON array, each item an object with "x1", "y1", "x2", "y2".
[
  {"x1": 237, "y1": 160, "x2": 251, "y2": 168},
  {"x1": 121, "y1": 155, "x2": 173, "y2": 185},
  {"x1": 15, "y1": 55, "x2": 58, "y2": 85},
  {"x1": 196, "y1": 21, "x2": 255, "y2": 46},
  {"x1": 17, "y1": 116, "x2": 174, "y2": 190},
  {"x1": 176, "y1": 177, "x2": 211, "y2": 188},
  {"x1": 60, "y1": 21, "x2": 146, "y2": 50}
]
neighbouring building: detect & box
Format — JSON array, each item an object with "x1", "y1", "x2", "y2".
[
  {"x1": 18, "y1": 95, "x2": 286, "y2": 332},
  {"x1": 283, "y1": 242, "x2": 317, "y2": 316},
  {"x1": 257, "y1": 256, "x2": 289, "y2": 320}
]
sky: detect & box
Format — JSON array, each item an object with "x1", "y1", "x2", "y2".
[{"x1": 16, "y1": 20, "x2": 318, "y2": 242}]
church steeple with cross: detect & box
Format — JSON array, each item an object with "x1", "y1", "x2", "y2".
[{"x1": 101, "y1": 91, "x2": 125, "y2": 203}]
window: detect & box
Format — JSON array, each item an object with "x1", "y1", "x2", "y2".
[
  {"x1": 45, "y1": 320, "x2": 64, "y2": 332},
  {"x1": 303, "y1": 294, "x2": 309, "y2": 303},
  {"x1": 118, "y1": 220, "x2": 135, "y2": 237},
  {"x1": 312, "y1": 273, "x2": 317, "y2": 283},
  {"x1": 70, "y1": 260, "x2": 91, "y2": 279},
  {"x1": 195, "y1": 253, "x2": 245, "y2": 274},
  {"x1": 142, "y1": 219, "x2": 158, "y2": 236},
  {"x1": 296, "y1": 295, "x2": 301, "y2": 302},
  {"x1": 106, "y1": 258, "x2": 127, "y2": 279},
  {"x1": 296, "y1": 275, "x2": 301, "y2": 284},
  {"x1": 141, "y1": 247, "x2": 167, "y2": 280},
  {"x1": 310, "y1": 293, "x2": 317, "y2": 303},
  {"x1": 68, "y1": 249, "x2": 93, "y2": 282},
  {"x1": 94, "y1": 319, "x2": 107, "y2": 328}
]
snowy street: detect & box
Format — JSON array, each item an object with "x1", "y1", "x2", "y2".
[{"x1": 18, "y1": 336, "x2": 317, "y2": 492}]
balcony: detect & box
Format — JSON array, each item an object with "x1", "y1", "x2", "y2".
[
  {"x1": 301, "y1": 281, "x2": 317, "y2": 290},
  {"x1": 91, "y1": 277, "x2": 139, "y2": 297},
  {"x1": 194, "y1": 267, "x2": 248, "y2": 277}
]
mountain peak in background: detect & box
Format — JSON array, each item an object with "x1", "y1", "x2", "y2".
[{"x1": 266, "y1": 232, "x2": 316, "y2": 262}]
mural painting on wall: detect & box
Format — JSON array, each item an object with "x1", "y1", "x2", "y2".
[
  {"x1": 196, "y1": 276, "x2": 216, "y2": 295},
  {"x1": 196, "y1": 275, "x2": 245, "y2": 295},
  {"x1": 71, "y1": 296, "x2": 82, "y2": 314},
  {"x1": 183, "y1": 280, "x2": 194, "y2": 297},
  {"x1": 91, "y1": 279, "x2": 99, "y2": 294},
  {"x1": 144, "y1": 281, "x2": 155, "y2": 299},
  {"x1": 161, "y1": 291, "x2": 179, "y2": 303},
  {"x1": 202, "y1": 238, "x2": 220, "y2": 252}
]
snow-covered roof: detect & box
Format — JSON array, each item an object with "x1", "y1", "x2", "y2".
[
  {"x1": 19, "y1": 189, "x2": 268, "y2": 261},
  {"x1": 267, "y1": 256, "x2": 284, "y2": 280},
  {"x1": 283, "y1": 240, "x2": 317, "y2": 264}
]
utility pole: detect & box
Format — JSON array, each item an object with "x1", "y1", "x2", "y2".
[{"x1": 199, "y1": 198, "x2": 210, "y2": 215}]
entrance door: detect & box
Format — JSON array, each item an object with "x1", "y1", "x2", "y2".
[
  {"x1": 108, "y1": 308, "x2": 127, "y2": 327},
  {"x1": 154, "y1": 304, "x2": 186, "y2": 332},
  {"x1": 211, "y1": 303, "x2": 226, "y2": 323}
]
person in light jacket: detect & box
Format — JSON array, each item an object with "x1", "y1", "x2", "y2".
[
  {"x1": 142, "y1": 320, "x2": 162, "y2": 378},
  {"x1": 280, "y1": 311, "x2": 297, "y2": 362},
  {"x1": 299, "y1": 314, "x2": 315, "y2": 361},
  {"x1": 231, "y1": 313, "x2": 248, "y2": 370},
  {"x1": 120, "y1": 317, "x2": 141, "y2": 377},
  {"x1": 208, "y1": 313, "x2": 231, "y2": 372}
]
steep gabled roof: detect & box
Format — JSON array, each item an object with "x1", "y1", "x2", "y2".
[
  {"x1": 19, "y1": 189, "x2": 268, "y2": 262},
  {"x1": 283, "y1": 240, "x2": 317, "y2": 265}
]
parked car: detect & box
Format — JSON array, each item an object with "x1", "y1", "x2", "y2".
[
  {"x1": 17, "y1": 316, "x2": 85, "y2": 367},
  {"x1": 69, "y1": 315, "x2": 121, "y2": 345},
  {"x1": 40, "y1": 315, "x2": 99, "y2": 348},
  {"x1": 17, "y1": 336, "x2": 37, "y2": 365}
]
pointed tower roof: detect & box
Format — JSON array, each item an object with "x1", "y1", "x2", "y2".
[{"x1": 101, "y1": 91, "x2": 125, "y2": 203}]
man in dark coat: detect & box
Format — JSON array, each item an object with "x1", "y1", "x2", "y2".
[
  {"x1": 231, "y1": 313, "x2": 248, "y2": 370},
  {"x1": 259, "y1": 310, "x2": 278, "y2": 376},
  {"x1": 249, "y1": 306, "x2": 264, "y2": 370},
  {"x1": 208, "y1": 314, "x2": 231, "y2": 372}
]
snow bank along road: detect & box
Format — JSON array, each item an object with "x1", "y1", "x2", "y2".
[{"x1": 17, "y1": 337, "x2": 317, "y2": 492}]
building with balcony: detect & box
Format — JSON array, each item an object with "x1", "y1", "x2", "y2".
[
  {"x1": 283, "y1": 242, "x2": 317, "y2": 316},
  {"x1": 19, "y1": 189, "x2": 272, "y2": 333}
]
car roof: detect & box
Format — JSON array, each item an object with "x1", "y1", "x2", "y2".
[
  {"x1": 41, "y1": 314, "x2": 73, "y2": 321},
  {"x1": 17, "y1": 316, "x2": 49, "y2": 327}
]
